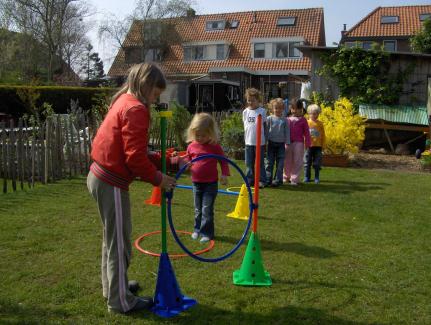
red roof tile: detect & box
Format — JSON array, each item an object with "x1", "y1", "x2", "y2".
[
  {"x1": 109, "y1": 8, "x2": 325, "y2": 77},
  {"x1": 344, "y1": 5, "x2": 431, "y2": 38}
]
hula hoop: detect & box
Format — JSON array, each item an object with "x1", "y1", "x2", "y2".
[
  {"x1": 167, "y1": 154, "x2": 254, "y2": 263},
  {"x1": 134, "y1": 230, "x2": 215, "y2": 258}
]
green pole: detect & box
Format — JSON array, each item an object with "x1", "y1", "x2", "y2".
[{"x1": 159, "y1": 110, "x2": 172, "y2": 254}]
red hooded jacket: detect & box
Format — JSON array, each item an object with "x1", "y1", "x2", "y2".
[{"x1": 90, "y1": 93, "x2": 162, "y2": 190}]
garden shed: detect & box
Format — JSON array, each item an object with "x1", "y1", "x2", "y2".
[{"x1": 359, "y1": 105, "x2": 429, "y2": 153}]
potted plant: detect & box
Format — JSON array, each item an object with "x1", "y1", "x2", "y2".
[
  {"x1": 318, "y1": 97, "x2": 366, "y2": 167},
  {"x1": 417, "y1": 139, "x2": 431, "y2": 172}
]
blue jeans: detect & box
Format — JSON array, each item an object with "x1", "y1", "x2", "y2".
[
  {"x1": 265, "y1": 140, "x2": 285, "y2": 185},
  {"x1": 193, "y1": 182, "x2": 218, "y2": 239},
  {"x1": 304, "y1": 146, "x2": 322, "y2": 180},
  {"x1": 245, "y1": 145, "x2": 266, "y2": 185}
]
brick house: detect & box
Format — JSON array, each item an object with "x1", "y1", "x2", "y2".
[
  {"x1": 340, "y1": 5, "x2": 431, "y2": 52},
  {"x1": 108, "y1": 8, "x2": 325, "y2": 111}
]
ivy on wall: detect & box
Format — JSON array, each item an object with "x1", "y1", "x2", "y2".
[{"x1": 318, "y1": 46, "x2": 414, "y2": 106}]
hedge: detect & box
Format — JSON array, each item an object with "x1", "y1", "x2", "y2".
[{"x1": 0, "y1": 85, "x2": 116, "y2": 118}]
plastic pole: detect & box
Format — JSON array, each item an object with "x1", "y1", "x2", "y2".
[
  {"x1": 160, "y1": 112, "x2": 168, "y2": 254},
  {"x1": 253, "y1": 114, "x2": 262, "y2": 233}
]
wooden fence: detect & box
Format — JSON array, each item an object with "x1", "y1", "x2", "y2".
[
  {"x1": 0, "y1": 110, "x2": 233, "y2": 193},
  {"x1": 0, "y1": 114, "x2": 95, "y2": 193}
]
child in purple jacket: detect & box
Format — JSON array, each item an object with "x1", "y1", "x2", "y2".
[{"x1": 283, "y1": 99, "x2": 311, "y2": 185}]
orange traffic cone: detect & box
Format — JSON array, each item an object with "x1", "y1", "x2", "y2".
[{"x1": 145, "y1": 186, "x2": 161, "y2": 206}]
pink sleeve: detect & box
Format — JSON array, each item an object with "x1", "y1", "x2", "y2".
[{"x1": 303, "y1": 118, "x2": 311, "y2": 148}]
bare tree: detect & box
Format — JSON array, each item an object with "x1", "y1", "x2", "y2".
[
  {"x1": 2, "y1": 0, "x2": 92, "y2": 82},
  {"x1": 99, "y1": 0, "x2": 194, "y2": 62}
]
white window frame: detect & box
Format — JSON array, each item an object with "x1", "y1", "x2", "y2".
[
  {"x1": 183, "y1": 42, "x2": 229, "y2": 61},
  {"x1": 230, "y1": 20, "x2": 239, "y2": 29},
  {"x1": 205, "y1": 20, "x2": 226, "y2": 31},
  {"x1": 381, "y1": 15, "x2": 399, "y2": 24},
  {"x1": 254, "y1": 43, "x2": 265, "y2": 58},
  {"x1": 383, "y1": 40, "x2": 397, "y2": 52},
  {"x1": 277, "y1": 17, "x2": 296, "y2": 26}
]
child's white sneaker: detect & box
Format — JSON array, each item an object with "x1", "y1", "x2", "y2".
[
  {"x1": 191, "y1": 232, "x2": 199, "y2": 240},
  {"x1": 289, "y1": 182, "x2": 298, "y2": 186},
  {"x1": 200, "y1": 236, "x2": 210, "y2": 243}
]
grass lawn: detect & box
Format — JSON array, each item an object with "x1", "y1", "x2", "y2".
[{"x1": 1, "y1": 164, "x2": 430, "y2": 324}]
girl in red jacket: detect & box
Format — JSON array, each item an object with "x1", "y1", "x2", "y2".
[
  {"x1": 87, "y1": 63, "x2": 176, "y2": 314},
  {"x1": 185, "y1": 113, "x2": 230, "y2": 243}
]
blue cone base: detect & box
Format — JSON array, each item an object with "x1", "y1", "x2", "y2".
[{"x1": 152, "y1": 253, "x2": 197, "y2": 318}]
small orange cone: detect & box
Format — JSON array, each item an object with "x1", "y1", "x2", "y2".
[{"x1": 145, "y1": 186, "x2": 161, "y2": 206}]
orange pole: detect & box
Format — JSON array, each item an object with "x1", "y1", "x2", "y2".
[{"x1": 253, "y1": 114, "x2": 262, "y2": 233}]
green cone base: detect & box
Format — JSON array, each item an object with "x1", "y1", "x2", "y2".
[{"x1": 233, "y1": 232, "x2": 272, "y2": 286}]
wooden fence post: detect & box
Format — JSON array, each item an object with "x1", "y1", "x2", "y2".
[
  {"x1": 45, "y1": 118, "x2": 50, "y2": 184},
  {"x1": 1, "y1": 122, "x2": 7, "y2": 193},
  {"x1": 9, "y1": 119, "x2": 16, "y2": 192},
  {"x1": 18, "y1": 118, "x2": 24, "y2": 190}
]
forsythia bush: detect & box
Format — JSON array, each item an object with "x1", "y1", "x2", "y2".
[{"x1": 319, "y1": 97, "x2": 366, "y2": 155}]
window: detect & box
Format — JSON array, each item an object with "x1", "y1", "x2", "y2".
[
  {"x1": 362, "y1": 42, "x2": 373, "y2": 50},
  {"x1": 273, "y1": 42, "x2": 301, "y2": 58},
  {"x1": 184, "y1": 46, "x2": 204, "y2": 61},
  {"x1": 419, "y1": 13, "x2": 431, "y2": 21},
  {"x1": 144, "y1": 49, "x2": 162, "y2": 62},
  {"x1": 206, "y1": 20, "x2": 225, "y2": 31},
  {"x1": 230, "y1": 20, "x2": 239, "y2": 29},
  {"x1": 216, "y1": 44, "x2": 226, "y2": 60},
  {"x1": 289, "y1": 42, "x2": 301, "y2": 57},
  {"x1": 344, "y1": 42, "x2": 359, "y2": 48},
  {"x1": 277, "y1": 17, "x2": 296, "y2": 26},
  {"x1": 383, "y1": 40, "x2": 396, "y2": 52},
  {"x1": 254, "y1": 43, "x2": 265, "y2": 58},
  {"x1": 381, "y1": 16, "x2": 399, "y2": 24},
  {"x1": 184, "y1": 44, "x2": 227, "y2": 61},
  {"x1": 275, "y1": 42, "x2": 289, "y2": 58}
]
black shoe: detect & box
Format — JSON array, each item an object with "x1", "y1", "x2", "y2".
[
  {"x1": 128, "y1": 280, "x2": 140, "y2": 294},
  {"x1": 127, "y1": 296, "x2": 154, "y2": 313}
]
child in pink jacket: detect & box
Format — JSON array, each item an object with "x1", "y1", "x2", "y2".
[{"x1": 284, "y1": 99, "x2": 311, "y2": 185}]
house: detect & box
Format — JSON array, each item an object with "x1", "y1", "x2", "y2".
[
  {"x1": 340, "y1": 5, "x2": 431, "y2": 52},
  {"x1": 108, "y1": 8, "x2": 326, "y2": 111}
]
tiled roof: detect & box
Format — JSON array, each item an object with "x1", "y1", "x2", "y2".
[
  {"x1": 344, "y1": 5, "x2": 431, "y2": 38},
  {"x1": 109, "y1": 8, "x2": 325, "y2": 77}
]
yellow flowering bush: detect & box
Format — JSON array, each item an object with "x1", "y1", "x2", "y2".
[{"x1": 319, "y1": 97, "x2": 366, "y2": 155}]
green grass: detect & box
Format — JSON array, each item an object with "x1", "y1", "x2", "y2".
[{"x1": 1, "y1": 165, "x2": 431, "y2": 324}]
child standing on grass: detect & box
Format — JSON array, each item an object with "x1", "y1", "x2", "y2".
[
  {"x1": 185, "y1": 113, "x2": 230, "y2": 243},
  {"x1": 265, "y1": 98, "x2": 290, "y2": 187},
  {"x1": 243, "y1": 88, "x2": 267, "y2": 188},
  {"x1": 304, "y1": 104, "x2": 325, "y2": 183},
  {"x1": 284, "y1": 98, "x2": 311, "y2": 185},
  {"x1": 87, "y1": 63, "x2": 176, "y2": 314}
]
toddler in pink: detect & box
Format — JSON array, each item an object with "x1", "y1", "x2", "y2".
[{"x1": 284, "y1": 99, "x2": 311, "y2": 185}]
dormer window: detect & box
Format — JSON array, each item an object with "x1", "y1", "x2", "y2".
[
  {"x1": 419, "y1": 13, "x2": 431, "y2": 21},
  {"x1": 381, "y1": 16, "x2": 399, "y2": 24},
  {"x1": 206, "y1": 20, "x2": 225, "y2": 31},
  {"x1": 277, "y1": 17, "x2": 296, "y2": 26},
  {"x1": 230, "y1": 20, "x2": 239, "y2": 29}
]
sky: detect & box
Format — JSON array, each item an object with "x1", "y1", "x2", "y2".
[{"x1": 87, "y1": 0, "x2": 430, "y2": 71}]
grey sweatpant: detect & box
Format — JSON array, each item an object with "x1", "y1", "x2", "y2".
[{"x1": 87, "y1": 170, "x2": 138, "y2": 313}]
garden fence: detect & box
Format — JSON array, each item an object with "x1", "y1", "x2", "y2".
[{"x1": 0, "y1": 112, "x2": 181, "y2": 194}]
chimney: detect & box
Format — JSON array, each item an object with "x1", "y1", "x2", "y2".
[
  {"x1": 341, "y1": 23, "x2": 347, "y2": 37},
  {"x1": 186, "y1": 8, "x2": 196, "y2": 17},
  {"x1": 252, "y1": 12, "x2": 257, "y2": 24}
]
